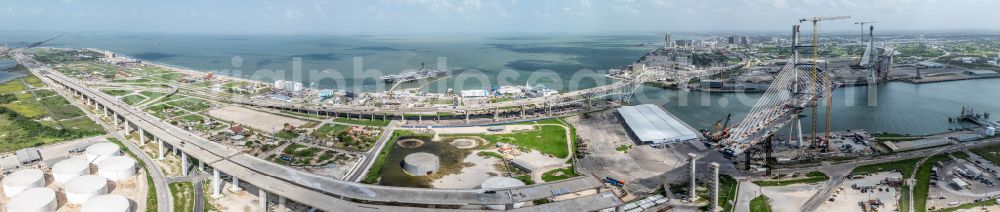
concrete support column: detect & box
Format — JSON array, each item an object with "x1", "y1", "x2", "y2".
[
  {"x1": 709, "y1": 162, "x2": 721, "y2": 212},
  {"x1": 278, "y1": 196, "x2": 287, "y2": 212},
  {"x1": 230, "y1": 177, "x2": 242, "y2": 192},
  {"x1": 418, "y1": 114, "x2": 422, "y2": 123},
  {"x1": 103, "y1": 106, "x2": 108, "y2": 117},
  {"x1": 181, "y1": 151, "x2": 189, "y2": 176},
  {"x1": 212, "y1": 169, "x2": 222, "y2": 197},
  {"x1": 157, "y1": 138, "x2": 165, "y2": 160},
  {"x1": 114, "y1": 114, "x2": 119, "y2": 126},
  {"x1": 199, "y1": 160, "x2": 205, "y2": 172},
  {"x1": 493, "y1": 108, "x2": 499, "y2": 121},
  {"x1": 464, "y1": 112, "x2": 470, "y2": 123},
  {"x1": 688, "y1": 153, "x2": 698, "y2": 201},
  {"x1": 124, "y1": 121, "x2": 130, "y2": 134},
  {"x1": 258, "y1": 189, "x2": 268, "y2": 212}
]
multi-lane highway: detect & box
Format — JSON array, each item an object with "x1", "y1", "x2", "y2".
[{"x1": 15, "y1": 52, "x2": 623, "y2": 211}]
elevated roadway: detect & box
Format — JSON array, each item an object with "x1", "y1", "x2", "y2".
[{"x1": 14, "y1": 52, "x2": 622, "y2": 211}]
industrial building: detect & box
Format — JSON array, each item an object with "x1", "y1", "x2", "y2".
[{"x1": 617, "y1": 104, "x2": 699, "y2": 144}]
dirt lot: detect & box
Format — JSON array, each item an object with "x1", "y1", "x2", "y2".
[
  {"x1": 816, "y1": 172, "x2": 901, "y2": 212},
  {"x1": 567, "y1": 111, "x2": 689, "y2": 194},
  {"x1": 207, "y1": 106, "x2": 308, "y2": 131}
]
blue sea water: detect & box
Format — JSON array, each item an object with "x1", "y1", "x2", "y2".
[
  {"x1": 2, "y1": 31, "x2": 997, "y2": 135},
  {"x1": 1, "y1": 32, "x2": 665, "y2": 92}
]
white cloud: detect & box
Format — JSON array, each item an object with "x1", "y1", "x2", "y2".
[{"x1": 285, "y1": 9, "x2": 304, "y2": 20}]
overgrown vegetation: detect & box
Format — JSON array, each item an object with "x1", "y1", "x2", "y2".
[
  {"x1": 850, "y1": 157, "x2": 922, "y2": 178},
  {"x1": 753, "y1": 171, "x2": 830, "y2": 186},
  {"x1": 170, "y1": 182, "x2": 194, "y2": 212},
  {"x1": 749, "y1": 195, "x2": 773, "y2": 212},
  {"x1": 541, "y1": 166, "x2": 579, "y2": 182},
  {"x1": 914, "y1": 155, "x2": 951, "y2": 212}
]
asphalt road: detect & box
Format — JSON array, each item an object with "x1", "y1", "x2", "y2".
[
  {"x1": 36, "y1": 69, "x2": 173, "y2": 212},
  {"x1": 344, "y1": 120, "x2": 399, "y2": 182}
]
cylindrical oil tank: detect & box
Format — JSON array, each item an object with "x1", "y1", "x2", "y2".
[
  {"x1": 86, "y1": 142, "x2": 121, "y2": 164},
  {"x1": 53, "y1": 158, "x2": 91, "y2": 183},
  {"x1": 402, "y1": 152, "x2": 439, "y2": 176},
  {"x1": 2, "y1": 169, "x2": 45, "y2": 197},
  {"x1": 65, "y1": 175, "x2": 109, "y2": 204},
  {"x1": 5, "y1": 188, "x2": 57, "y2": 212},
  {"x1": 97, "y1": 156, "x2": 137, "y2": 181},
  {"x1": 82, "y1": 194, "x2": 131, "y2": 212}
]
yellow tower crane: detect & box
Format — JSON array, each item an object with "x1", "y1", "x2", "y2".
[
  {"x1": 799, "y1": 15, "x2": 850, "y2": 148},
  {"x1": 854, "y1": 21, "x2": 878, "y2": 43}
]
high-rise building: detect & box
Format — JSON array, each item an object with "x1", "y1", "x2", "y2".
[
  {"x1": 664, "y1": 33, "x2": 674, "y2": 49},
  {"x1": 727, "y1": 36, "x2": 737, "y2": 45},
  {"x1": 741, "y1": 36, "x2": 751, "y2": 45}
]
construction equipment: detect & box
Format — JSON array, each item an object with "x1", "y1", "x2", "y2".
[
  {"x1": 703, "y1": 113, "x2": 732, "y2": 143},
  {"x1": 854, "y1": 21, "x2": 878, "y2": 44},
  {"x1": 800, "y1": 15, "x2": 850, "y2": 148}
]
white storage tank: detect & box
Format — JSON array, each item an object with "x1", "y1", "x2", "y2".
[
  {"x1": 480, "y1": 177, "x2": 527, "y2": 210},
  {"x1": 82, "y1": 194, "x2": 131, "y2": 212},
  {"x1": 5, "y1": 187, "x2": 57, "y2": 212},
  {"x1": 65, "y1": 175, "x2": 109, "y2": 204},
  {"x1": 986, "y1": 126, "x2": 996, "y2": 136},
  {"x1": 98, "y1": 156, "x2": 137, "y2": 181},
  {"x1": 2, "y1": 169, "x2": 45, "y2": 197},
  {"x1": 53, "y1": 158, "x2": 91, "y2": 183},
  {"x1": 402, "y1": 152, "x2": 440, "y2": 176},
  {"x1": 86, "y1": 142, "x2": 121, "y2": 164}
]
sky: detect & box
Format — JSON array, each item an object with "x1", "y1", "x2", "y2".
[{"x1": 2, "y1": 0, "x2": 999, "y2": 34}]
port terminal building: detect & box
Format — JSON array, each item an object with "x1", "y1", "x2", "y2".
[{"x1": 617, "y1": 104, "x2": 700, "y2": 144}]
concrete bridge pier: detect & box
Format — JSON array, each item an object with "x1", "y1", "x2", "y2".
[
  {"x1": 258, "y1": 189, "x2": 268, "y2": 212},
  {"x1": 198, "y1": 160, "x2": 205, "y2": 172},
  {"x1": 212, "y1": 168, "x2": 223, "y2": 197},
  {"x1": 418, "y1": 114, "x2": 422, "y2": 123},
  {"x1": 230, "y1": 177, "x2": 242, "y2": 192},
  {"x1": 139, "y1": 128, "x2": 146, "y2": 145},
  {"x1": 181, "y1": 151, "x2": 189, "y2": 176},
  {"x1": 493, "y1": 108, "x2": 499, "y2": 121},
  {"x1": 465, "y1": 112, "x2": 470, "y2": 123},
  {"x1": 278, "y1": 196, "x2": 287, "y2": 212},
  {"x1": 157, "y1": 138, "x2": 165, "y2": 159}
]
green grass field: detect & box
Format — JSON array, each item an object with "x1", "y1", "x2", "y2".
[
  {"x1": 719, "y1": 175, "x2": 738, "y2": 212},
  {"x1": 333, "y1": 117, "x2": 390, "y2": 127},
  {"x1": 362, "y1": 131, "x2": 421, "y2": 184},
  {"x1": 101, "y1": 89, "x2": 132, "y2": 96},
  {"x1": 170, "y1": 182, "x2": 195, "y2": 212},
  {"x1": 480, "y1": 125, "x2": 570, "y2": 158},
  {"x1": 971, "y1": 144, "x2": 1000, "y2": 167},
  {"x1": 140, "y1": 91, "x2": 165, "y2": 100},
  {"x1": 749, "y1": 195, "x2": 773, "y2": 212},
  {"x1": 915, "y1": 155, "x2": 952, "y2": 212},
  {"x1": 541, "y1": 166, "x2": 579, "y2": 182},
  {"x1": 936, "y1": 198, "x2": 998, "y2": 212},
  {"x1": 39, "y1": 96, "x2": 86, "y2": 120},
  {"x1": 122, "y1": 94, "x2": 148, "y2": 105},
  {"x1": 753, "y1": 171, "x2": 830, "y2": 187},
  {"x1": 0, "y1": 78, "x2": 27, "y2": 94},
  {"x1": 899, "y1": 183, "x2": 910, "y2": 212},
  {"x1": 850, "y1": 157, "x2": 922, "y2": 178},
  {"x1": 312, "y1": 123, "x2": 349, "y2": 138}
]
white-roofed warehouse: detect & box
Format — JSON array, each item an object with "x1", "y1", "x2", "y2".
[{"x1": 617, "y1": 104, "x2": 700, "y2": 144}]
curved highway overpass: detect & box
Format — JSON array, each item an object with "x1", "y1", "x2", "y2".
[{"x1": 14, "y1": 53, "x2": 623, "y2": 212}]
